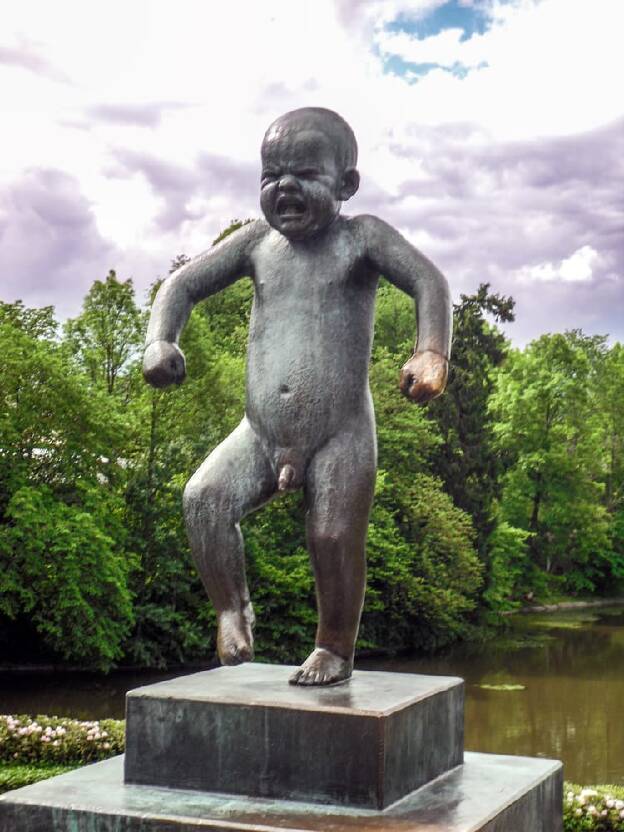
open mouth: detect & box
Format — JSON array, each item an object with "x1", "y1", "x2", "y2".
[{"x1": 276, "y1": 195, "x2": 306, "y2": 220}]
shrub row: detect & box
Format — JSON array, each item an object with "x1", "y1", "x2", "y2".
[
  {"x1": 563, "y1": 785, "x2": 624, "y2": 831},
  {"x1": 0, "y1": 715, "x2": 124, "y2": 765}
]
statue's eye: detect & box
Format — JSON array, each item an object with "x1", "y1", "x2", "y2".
[
  {"x1": 261, "y1": 171, "x2": 278, "y2": 185},
  {"x1": 296, "y1": 169, "x2": 319, "y2": 179}
]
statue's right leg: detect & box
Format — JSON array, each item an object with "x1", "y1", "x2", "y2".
[{"x1": 183, "y1": 418, "x2": 277, "y2": 666}]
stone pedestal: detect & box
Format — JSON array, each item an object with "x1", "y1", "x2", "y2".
[
  {"x1": 0, "y1": 663, "x2": 563, "y2": 830},
  {"x1": 125, "y1": 664, "x2": 464, "y2": 808}
]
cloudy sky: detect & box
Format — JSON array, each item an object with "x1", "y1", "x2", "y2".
[{"x1": 1, "y1": 0, "x2": 622, "y2": 344}]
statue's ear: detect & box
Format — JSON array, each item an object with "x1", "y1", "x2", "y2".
[{"x1": 338, "y1": 167, "x2": 360, "y2": 201}]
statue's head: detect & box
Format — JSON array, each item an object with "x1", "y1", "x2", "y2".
[{"x1": 260, "y1": 107, "x2": 359, "y2": 241}]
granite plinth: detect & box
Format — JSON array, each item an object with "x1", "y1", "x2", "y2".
[
  {"x1": 0, "y1": 752, "x2": 563, "y2": 831},
  {"x1": 124, "y1": 664, "x2": 464, "y2": 809}
]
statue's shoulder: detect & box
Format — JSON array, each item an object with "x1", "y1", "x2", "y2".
[
  {"x1": 345, "y1": 214, "x2": 391, "y2": 250},
  {"x1": 240, "y1": 219, "x2": 271, "y2": 248},
  {"x1": 213, "y1": 219, "x2": 271, "y2": 254},
  {"x1": 349, "y1": 214, "x2": 389, "y2": 233}
]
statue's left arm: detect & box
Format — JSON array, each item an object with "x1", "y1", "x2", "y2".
[{"x1": 360, "y1": 214, "x2": 453, "y2": 403}]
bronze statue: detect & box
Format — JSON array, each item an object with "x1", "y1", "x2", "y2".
[{"x1": 143, "y1": 108, "x2": 452, "y2": 686}]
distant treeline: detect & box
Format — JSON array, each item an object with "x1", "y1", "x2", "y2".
[{"x1": 1, "y1": 222, "x2": 622, "y2": 670}]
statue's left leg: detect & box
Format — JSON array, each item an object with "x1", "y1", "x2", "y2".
[{"x1": 290, "y1": 406, "x2": 376, "y2": 686}]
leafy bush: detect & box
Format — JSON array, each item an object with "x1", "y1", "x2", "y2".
[
  {"x1": 362, "y1": 471, "x2": 482, "y2": 652},
  {"x1": 0, "y1": 715, "x2": 123, "y2": 765},
  {"x1": 0, "y1": 487, "x2": 135, "y2": 671},
  {"x1": 564, "y1": 785, "x2": 624, "y2": 831}
]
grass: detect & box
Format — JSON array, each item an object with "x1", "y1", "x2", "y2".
[{"x1": 0, "y1": 762, "x2": 78, "y2": 794}]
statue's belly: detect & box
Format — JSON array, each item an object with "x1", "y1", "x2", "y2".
[
  {"x1": 244, "y1": 274, "x2": 376, "y2": 455},
  {"x1": 246, "y1": 342, "x2": 367, "y2": 452}
]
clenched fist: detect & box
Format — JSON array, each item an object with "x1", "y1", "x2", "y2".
[
  {"x1": 399, "y1": 350, "x2": 448, "y2": 404},
  {"x1": 143, "y1": 340, "x2": 186, "y2": 388}
]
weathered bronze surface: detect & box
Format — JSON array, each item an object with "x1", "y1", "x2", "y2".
[{"x1": 143, "y1": 108, "x2": 452, "y2": 685}]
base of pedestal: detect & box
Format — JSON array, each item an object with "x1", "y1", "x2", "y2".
[{"x1": 0, "y1": 751, "x2": 562, "y2": 831}]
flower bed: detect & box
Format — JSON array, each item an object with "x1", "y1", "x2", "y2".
[
  {"x1": 563, "y1": 785, "x2": 624, "y2": 830},
  {"x1": 0, "y1": 715, "x2": 124, "y2": 765}
]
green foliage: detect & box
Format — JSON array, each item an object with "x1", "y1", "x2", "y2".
[
  {"x1": 0, "y1": 321, "x2": 127, "y2": 497},
  {"x1": 0, "y1": 763, "x2": 76, "y2": 795},
  {"x1": 482, "y1": 521, "x2": 530, "y2": 610},
  {"x1": 427, "y1": 284, "x2": 515, "y2": 600},
  {"x1": 0, "y1": 319, "x2": 134, "y2": 670},
  {"x1": 63, "y1": 270, "x2": 144, "y2": 396},
  {"x1": 0, "y1": 299, "x2": 57, "y2": 340},
  {"x1": 0, "y1": 715, "x2": 123, "y2": 765},
  {"x1": 492, "y1": 332, "x2": 615, "y2": 596},
  {"x1": 564, "y1": 785, "x2": 624, "y2": 831},
  {"x1": 243, "y1": 493, "x2": 316, "y2": 662},
  {"x1": 0, "y1": 487, "x2": 134, "y2": 670},
  {"x1": 362, "y1": 472, "x2": 482, "y2": 651}
]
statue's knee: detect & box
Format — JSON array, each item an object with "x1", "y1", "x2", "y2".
[
  {"x1": 309, "y1": 525, "x2": 345, "y2": 554},
  {"x1": 183, "y1": 475, "x2": 217, "y2": 520}
]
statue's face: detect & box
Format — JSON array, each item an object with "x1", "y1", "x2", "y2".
[{"x1": 260, "y1": 127, "x2": 343, "y2": 240}]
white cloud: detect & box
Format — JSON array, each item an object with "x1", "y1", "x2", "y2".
[{"x1": 517, "y1": 245, "x2": 600, "y2": 283}]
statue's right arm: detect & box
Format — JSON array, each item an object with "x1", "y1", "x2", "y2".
[{"x1": 143, "y1": 221, "x2": 265, "y2": 388}]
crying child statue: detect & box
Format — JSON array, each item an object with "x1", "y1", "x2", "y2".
[{"x1": 143, "y1": 107, "x2": 452, "y2": 687}]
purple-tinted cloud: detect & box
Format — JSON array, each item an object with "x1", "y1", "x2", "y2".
[
  {"x1": 0, "y1": 41, "x2": 68, "y2": 83},
  {"x1": 110, "y1": 148, "x2": 257, "y2": 233},
  {"x1": 86, "y1": 101, "x2": 188, "y2": 128},
  {"x1": 110, "y1": 149, "x2": 197, "y2": 232},
  {"x1": 350, "y1": 117, "x2": 624, "y2": 344},
  {"x1": 0, "y1": 169, "x2": 117, "y2": 317}
]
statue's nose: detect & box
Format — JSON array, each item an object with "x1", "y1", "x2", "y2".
[{"x1": 278, "y1": 174, "x2": 298, "y2": 191}]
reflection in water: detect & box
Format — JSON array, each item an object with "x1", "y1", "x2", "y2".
[
  {"x1": 0, "y1": 609, "x2": 622, "y2": 785},
  {"x1": 361, "y1": 608, "x2": 624, "y2": 786}
]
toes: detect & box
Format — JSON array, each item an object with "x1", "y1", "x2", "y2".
[
  {"x1": 289, "y1": 668, "x2": 303, "y2": 685},
  {"x1": 237, "y1": 643, "x2": 254, "y2": 663},
  {"x1": 219, "y1": 639, "x2": 253, "y2": 666}
]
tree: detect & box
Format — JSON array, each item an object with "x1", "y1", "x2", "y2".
[
  {"x1": 426, "y1": 284, "x2": 515, "y2": 600},
  {"x1": 492, "y1": 332, "x2": 612, "y2": 594},
  {"x1": 0, "y1": 485, "x2": 134, "y2": 669},
  {"x1": 0, "y1": 300, "x2": 57, "y2": 340},
  {"x1": 0, "y1": 318, "x2": 134, "y2": 669},
  {"x1": 64, "y1": 270, "x2": 144, "y2": 396}
]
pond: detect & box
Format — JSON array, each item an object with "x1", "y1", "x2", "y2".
[{"x1": 1, "y1": 607, "x2": 622, "y2": 786}]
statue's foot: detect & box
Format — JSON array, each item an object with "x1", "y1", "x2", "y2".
[
  {"x1": 217, "y1": 605, "x2": 255, "y2": 665},
  {"x1": 289, "y1": 647, "x2": 353, "y2": 686}
]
